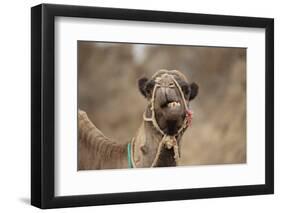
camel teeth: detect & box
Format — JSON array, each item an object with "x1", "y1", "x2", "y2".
[{"x1": 168, "y1": 101, "x2": 180, "y2": 108}]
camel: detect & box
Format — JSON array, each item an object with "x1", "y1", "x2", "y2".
[{"x1": 78, "y1": 69, "x2": 198, "y2": 170}]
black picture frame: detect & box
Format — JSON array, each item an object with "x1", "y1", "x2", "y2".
[{"x1": 31, "y1": 3, "x2": 274, "y2": 209}]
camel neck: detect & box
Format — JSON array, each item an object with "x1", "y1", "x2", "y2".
[{"x1": 132, "y1": 120, "x2": 178, "y2": 168}]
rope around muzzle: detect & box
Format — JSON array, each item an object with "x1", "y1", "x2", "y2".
[{"x1": 128, "y1": 73, "x2": 193, "y2": 168}]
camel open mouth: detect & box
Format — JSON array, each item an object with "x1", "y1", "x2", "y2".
[
  {"x1": 160, "y1": 100, "x2": 181, "y2": 109},
  {"x1": 158, "y1": 100, "x2": 186, "y2": 136},
  {"x1": 167, "y1": 101, "x2": 181, "y2": 108}
]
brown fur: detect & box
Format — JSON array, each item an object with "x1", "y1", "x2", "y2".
[{"x1": 78, "y1": 110, "x2": 128, "y2": 169}]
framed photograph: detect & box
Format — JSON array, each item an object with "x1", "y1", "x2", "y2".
[{"x1": 31, "y1": 4, "x2": 274, "y2": 209}]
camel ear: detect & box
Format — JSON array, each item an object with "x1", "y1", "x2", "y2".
[
  {"x1": 138, "y1": 77, "x2": 148, "y2": 97},
  {"x1": 189, "y1": 82, "x2": 199, "y2": 101},
  {"x1": 138, "y1": 77, "x2": 155, "y2": 98}
]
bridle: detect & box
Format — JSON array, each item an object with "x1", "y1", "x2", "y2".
[{"x1": 128, "y1": 72, "x2": 193, "y2": 168}]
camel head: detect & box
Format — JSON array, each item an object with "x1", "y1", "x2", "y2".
[{"x1": 138, "y1": 69, "x2": 198, "y2": 136}]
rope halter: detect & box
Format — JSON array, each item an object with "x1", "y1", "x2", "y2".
[{"x1": 129, "y1": 71, "x2": 193, "y2": 168}]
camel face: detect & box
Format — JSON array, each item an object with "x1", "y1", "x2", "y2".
[
  {"x1": 139, "y1": 70, "x2": 198, "y2": 136},
  {"x1": 153, "y1": 75, "x2": 187, "y2": 135}
]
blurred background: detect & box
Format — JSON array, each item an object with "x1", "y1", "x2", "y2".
[{"x1": 78, "y1": 41, "x2": 246, "y2": 166}]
